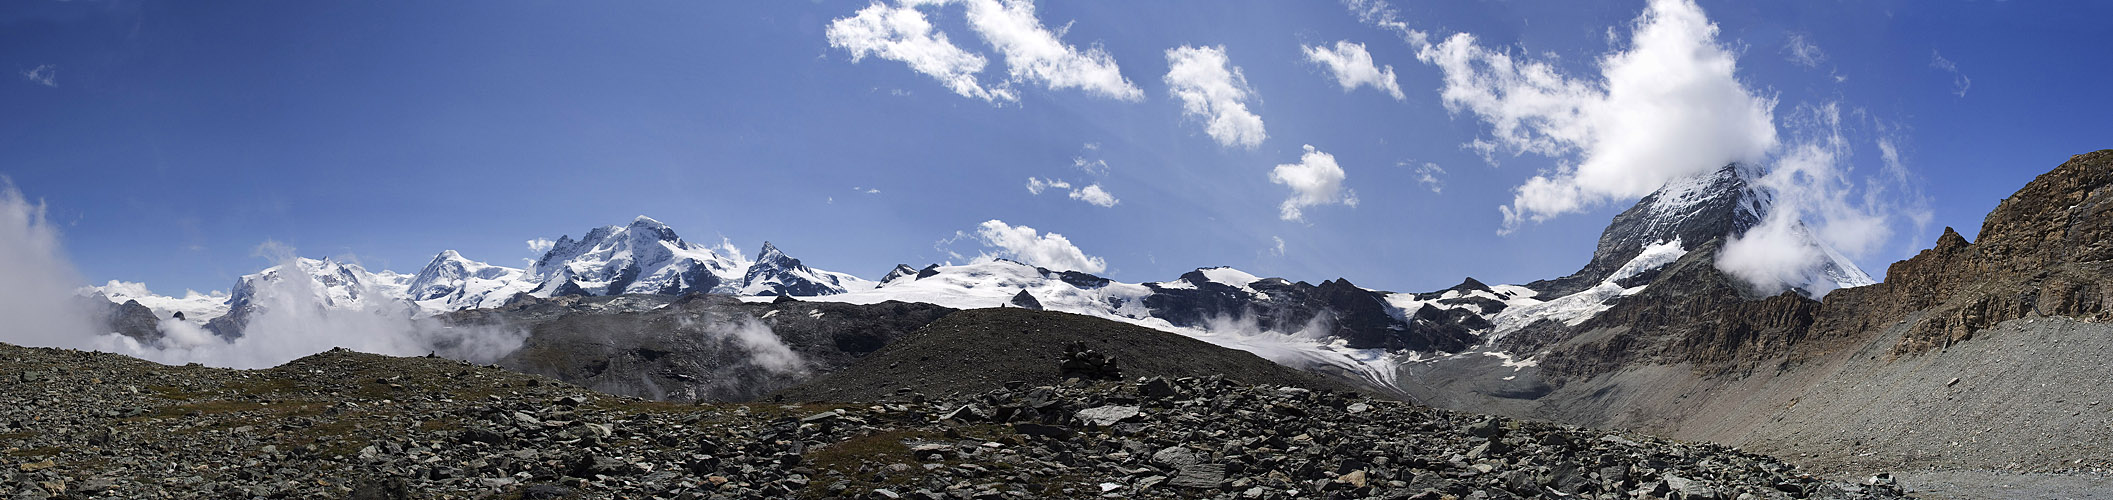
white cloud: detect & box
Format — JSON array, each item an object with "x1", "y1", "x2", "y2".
[
  {"x1": 966, "y1": 219, "x2": 1106, "y2": 273},
  {"x1": 948, "y1": 0, "x2": 1143, "y2": 101},
  {"x1": 1026, "y1": 177, "x2": 1116, "y2": 207},
  {"x1": 1716, "y1": 103, "x2": 1931, "y2": 296},
  {"x1": 20, "y1": 64, "x2": 56, "y2": 88},
  {"x1": 826, "y1": 0, "x2": 1141, "y2": 103},
  {"x1": 1069, "y1": 184, "x2": 1118, "y2": 207},
  {"x1": 1269, "y1": 236, "x2": 1287, "y2": 257},
  {"x1": 1304, "y1": 40, "x2": 1404, "y2": 100},
  {"x1": 1340, "y1": 0, "x2": 1428, "y2": 47},
  {"x1": 1270, "y1": 145, "x2": 1358, "y2": 221},
  {"x1": 827, "y1": 2, "x2": 1014, "y2": 102},
  {"x1": 0, "y1": 182, "x2": 101, "y2": 349},
  {"x1": 1414, "y1": 162, "x2": 1447, "y2": 193},
  {"x1": 1072, "y1": 157, "x2": 1108, "y2": 176},
  {"x1": 526, "y1": 238, "x2": 555, "y2": 254},
  {"x1": 1165, "y1": 45, "x2": 1267, "y2": 149},
  {"x1": 1930, "y1": 49, "x2": 1971, "y2": 98},
  {"x1": 855, "y1": 186, "x2": 883, "y2": 194},
  {"x1": 1415, "y1": 0, "x2": 1778, "y2": 231},
  {"x1": 1025, "y1": 177, "x2": 1070, "y2": 195},
  {"x1": 1782, "y1": 33, "x2": 1825, "y2": 68}
]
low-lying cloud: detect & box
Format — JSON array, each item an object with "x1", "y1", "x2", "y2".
[
  {"x1": 0, "y1": 183, "x2": 102, "y2": 348},
  {"x1": 955, "y1": 219, "x2": 1108, "y2": 273}
]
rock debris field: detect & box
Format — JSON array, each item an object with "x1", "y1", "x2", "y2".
[{"x1": 0, "y1": 343, "x2": 1903, "y2": 499}]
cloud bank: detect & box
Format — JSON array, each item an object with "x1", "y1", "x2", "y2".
[
  {"x1": 1270, "y1": 145, "x2": 1358, "y2": 221},
  {"x1": 1304, "y1": 40, "x2": 1404, "y2": 100},
  {"x1": 1165, "y1": 45, "x2": 1267, "y2": 149}
]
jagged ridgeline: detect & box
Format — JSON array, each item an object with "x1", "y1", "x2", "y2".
[{"x1": 62, "y1": 151, "x2": 2113, "y2": 493}]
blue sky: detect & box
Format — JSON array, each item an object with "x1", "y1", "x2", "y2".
[{"x1": 3, "y1": 0, "x2": 2108, "y2": 296}]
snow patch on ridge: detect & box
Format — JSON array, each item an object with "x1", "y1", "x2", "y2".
[{"x1": 1486, "y1": 238, "x2": 1687, "y2": 341}]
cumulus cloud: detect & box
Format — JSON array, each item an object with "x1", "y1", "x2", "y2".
[
  {"x1": 1782, "y1": 33, "x2": 1826, "y2": 68},
  {"x1": 20, "y1": 64, "x2": 56, "y2": 88},
  {"x1": 827, "y1": 2, "x2": 1012, "y2": 102},
  {"x1": 526, "y1": 238, "x2": 556, "y2": 254},
  {"x1": 1415, "y1": 0, "x2": 1777, "y2": 231},
  {"x1": 1930, "y1": 50, "x2": 1971, "y2": 98},
  {"x1": 1269, "y1": 145, "x2": 1358, "y2": 221},
  {"x1": 1069, "y1": 184, "x2": 1118, "y2": 207},
  {"x1": 1413, "y1": 162, "x2": 1447, "y2": 193},
  {"x1": 1165, "y1": 45, "x2": 1267, "y2": 149},
  {"x1": 826, "y1": 0, "x2": 1142, "y2": 103},
  {"x1": 1304, "y1": 40, "x2": 1404, "y2": 100},
  {"x1": 947, "y1": 0, "x2": 1143, "y2": 101},
  {"x1": 0, "y1": 182, "x2": 102, "y2": 349},
  {"x1": 963, "y1": 219, "x2": 1106, "y2": 273}
]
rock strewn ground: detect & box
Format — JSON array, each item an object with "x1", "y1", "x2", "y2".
[{"x1": 0, "y1": 342, "x2": 1900, "y2": 499}]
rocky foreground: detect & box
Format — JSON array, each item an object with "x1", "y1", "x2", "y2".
[{"x1": 0, "y1": 343, "x2": 1904, "y2": 500}]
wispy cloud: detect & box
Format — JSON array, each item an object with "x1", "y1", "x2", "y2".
[
  {"x1": 1782, "y1": 33, "x2": 1826, "y2": 68},
  {"x1": 1930, "y1": 49, "x2": 1971, "y2": 98},
  {"x1": 20, "y1": 64, "x2": 56, "y2": 88},
  {"x1": 1026, "y1": 177, "x2": 1117, "y2": 207},
  {"x1": 1304, "y1": 40, "x2": 1404, "y2": 100},
  {"x1": 1412, "y1": 162, "x2": 1447, "y2": 194},
  {"x1": 1165, "y1": 45, "x2": 1266, "y2": 149},
  {"x1": 1270, "y1": 145, "x2": 1358, "y2": 221}
]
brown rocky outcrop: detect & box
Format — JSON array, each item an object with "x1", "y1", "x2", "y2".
[{"x1": 1810, "y1": 150, "x2": 2113, "y2": 355}]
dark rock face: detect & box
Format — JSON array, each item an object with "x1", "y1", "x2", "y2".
[
  {"x1": 770, "y1": 308, "x2": 1369, "y2": 402},
  {"x1": 880, "y1": 264, "x2": 919, "y2": 283},
  {"x1": 1820, "y1": 150, "x2": 2113, "y2": 354},
  {"x1": 445, "y1": 294, "x2": 953, "y2": 402},
  {"x1": 1141, "y1": 271, "x2": 1479, "y2": 352},
  {"x1": 1008, "y1": 290, "x2": 1043, "y2": 310},
  {"x1": 1526, "y1": 164, "x2": 1763, "y2": 298}
]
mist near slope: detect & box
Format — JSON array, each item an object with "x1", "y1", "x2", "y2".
[
  {"x1": 675, "y1": 314, "x2": 808, "y2": 376},
  {"x1": 0, "y1": 184, "x2": 104, "y2": 348},
  {"x1": 91, "y1": 245, "x2": 530, "y2": 369},
  {"x1": 0, "y1": 183, "x2": 527, "y2": 368}
]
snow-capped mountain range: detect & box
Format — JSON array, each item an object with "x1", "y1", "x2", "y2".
[{"x1": 88, "y1": 164, "x2": 1876, "y2": 391}]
